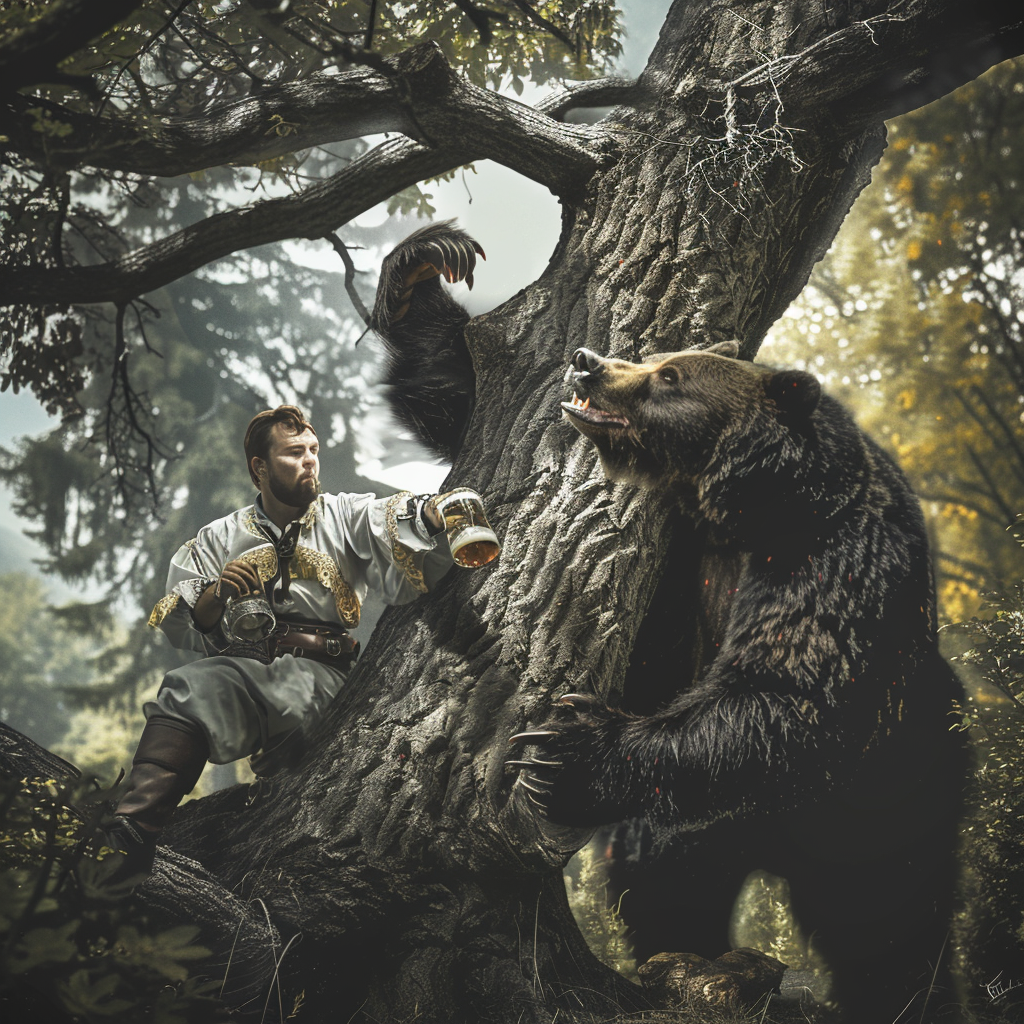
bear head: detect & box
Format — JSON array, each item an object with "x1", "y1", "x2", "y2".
[{"x1": 560, "y1": 343, "x2": 823, "y2": 500}]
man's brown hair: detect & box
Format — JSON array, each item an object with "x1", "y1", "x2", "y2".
[{"x1": 244, "y1": 405, "x2": 316, "y2": 487}]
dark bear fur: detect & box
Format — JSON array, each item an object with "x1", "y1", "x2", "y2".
[
  {"x1": 516, "y1": 345, "x2": 968, "y2": 1021},
  {"x1": 370, "y1": 220, "x2": 481, "y2": 462},
  {"x1": 373, "y1": 225, "x2": 967, "y2": 1022}
]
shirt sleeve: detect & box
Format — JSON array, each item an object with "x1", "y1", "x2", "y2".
[
  {"x1": 148, "y1": 523, "x2": 231, "y2": 653},
  {"x1": 328, "y1": 491, "x2": 454, "y2": 606}
]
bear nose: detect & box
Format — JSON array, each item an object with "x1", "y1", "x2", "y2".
[{"x1": 570, "y1": 348, "x2": 604, "y2": 375}]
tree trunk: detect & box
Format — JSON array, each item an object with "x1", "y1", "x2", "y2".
[{"x1": 14, "y1": 2, "x2": 1023, "y2": 1021}]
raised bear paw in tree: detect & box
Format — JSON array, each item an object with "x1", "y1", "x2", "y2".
[
  {"x1": 371, "y1": 220, "x2": 485, "y2": 330},
  {"x1": 371, "y1": 220, "x2": 486, "y2": 461},
  {"x1": 508, "y1": 694, "x2": 641, "y2": 828}
]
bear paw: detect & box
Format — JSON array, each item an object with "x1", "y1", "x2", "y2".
[
  {"x1": 638, "y1": 948, "x2": 787, "y2": 1012},
  {"x1": 373, "y1": 221, "x2": 485, "y2": 327},
  {"x1": 507, "y1": 694, "x2": 637, "y2": 827}
]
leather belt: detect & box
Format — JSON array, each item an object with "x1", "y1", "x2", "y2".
[{"x1": 270, "y1": 620, "x2": 359, "y2": 668}]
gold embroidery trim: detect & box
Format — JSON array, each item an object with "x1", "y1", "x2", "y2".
[
  {"x1": 237, "y1": 544, "x2": 279, "y2": 581},
  {"x1": 238, "y1": 543, "x2": 360, "y2": 627},
  {"x1": 294, "y1": 546, "x2": 360, "y2": 626},
  {"x1": 148, "y1": 592, "x2": 181, "y2": 628},
  {"x1": 384, "y1": 491, "x2": 428, "y2": 594},
  {"x1": 300, "y1": 496, "x2": 323, "y2": 529},
  {"x1": 242, "y1": 497, "x2": 321, "y2": 538},
  {"x1": 241, "y1": 506, "x2": 264, "y2": 539}
]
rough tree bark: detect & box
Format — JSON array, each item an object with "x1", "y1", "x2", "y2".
[{"x1": 7, "y1": 2, "x2": 1024, "y2": 1022}]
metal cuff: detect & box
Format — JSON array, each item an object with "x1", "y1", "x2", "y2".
[{"x1": 396, "y1": 493, "x2": 445, "y2": 536}]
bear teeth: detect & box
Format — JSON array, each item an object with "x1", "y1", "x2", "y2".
[{"x1": 570, "y1": 392, "x2": 590, "y2": 410}]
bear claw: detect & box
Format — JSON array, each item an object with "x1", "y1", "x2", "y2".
[
  {"x1": 506, "y1": 759, "x2": 561, "y2": 772},
  {"x1": 516, "y1": 775, "x2": 551, "y2": 796},
  {"x1": 509, "y1": 730, "x2": 558, "y2": 744}
]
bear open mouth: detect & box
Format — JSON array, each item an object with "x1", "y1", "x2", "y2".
[{"x1": 561, "y1": 392, "x2": 630, "y2": 429}]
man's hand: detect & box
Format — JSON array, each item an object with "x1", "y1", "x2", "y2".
[
  {"x1": 215, "y1": 559, "x2": 264, "y2": 599},
  {"x1": 192, "y1": 560, "x2": 263, "y2": 631},
  {"x1": 421, "y1": 497, "x2": 445, "y2": 536}
]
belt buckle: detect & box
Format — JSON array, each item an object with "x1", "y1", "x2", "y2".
[{"x1": 325, "y1": 638, "x2": 342, "y2": 657}]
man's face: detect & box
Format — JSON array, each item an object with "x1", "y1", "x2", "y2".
[{"x1": 259, "y1": 424, "x2": 320, "y2": 508}]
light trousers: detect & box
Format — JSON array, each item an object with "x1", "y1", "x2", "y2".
[{"x1": 144, "y1": 655, "x2": 346, "y2": 764}]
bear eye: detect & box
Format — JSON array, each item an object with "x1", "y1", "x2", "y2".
[{"x1": 658, "y1": 366, "x2": 680, "y2": 385}]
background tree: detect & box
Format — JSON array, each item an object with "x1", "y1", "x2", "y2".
[
  {"x1": 764, "y1": 56, "x2": 1024, "y2": 619},
  {"x1": 3, "y1": 2, "x2": 1024, "y2": 1023},
  {"x1": 0, "y1": 572, "x2": 112, "y2": 750},
  {"x1": 941, "y1": 567, "x2": 1024, "y2": 1014}
]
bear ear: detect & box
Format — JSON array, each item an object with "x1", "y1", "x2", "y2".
[
  {"x1": 704, "y1": 340, "x2": 740, "y2": 358},
  {"x1": 765, "y1": 369, "x2": 821, "y2": 419}
]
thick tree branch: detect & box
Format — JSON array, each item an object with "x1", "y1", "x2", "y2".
[
  {"x1": 4, "y1": 42, "x2": 607, "y2": 187},
  {"x1": 3, "y1": 64, "x2": 410, "y2": 173},
  {"x1": 0, "y1": 46, "x2": 613, "y2": 309},
  {"x1": 537, "y1": 76, "x2": 644, "y2": 120},
  {"x1": 0, "y1": 137, "x2": 462, "y2": 306},
  {"x1": 774, "y1": 2, "x2": 1024, "y2": 125},
  {"x1": 643, "y1": 0, "x2": 1024, "y2": 134},
  {"x1": 0, "y1": 119, "x2": 606, "y2": 309}
]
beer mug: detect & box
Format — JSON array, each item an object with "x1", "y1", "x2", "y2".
[
  {"x1": 435, "y1": 488, "x2": 500, "y2": 568},
  {"x1": 222, "y1": 592, "x2": 277, "y2": 643}
]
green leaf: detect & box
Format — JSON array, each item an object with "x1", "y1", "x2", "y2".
[
  {"x1": 58, "y1": 969, "x2": 134, "y2": 1017},
  {"x1": 386, "y1": 185, "x2": 437, "y2": 219},
  {"x1": 114, "y1": 924, "x2": 210, "y2": 982},
  {"x1": 0, "y1": 867, "x2": 59, "y2": 928},
  {"x1": 8, "y1": 920, "x2": 79, "y2": 974}
]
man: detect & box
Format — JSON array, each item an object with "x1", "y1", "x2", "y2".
[{"x1": 109, "y1": 404, "x2": 454, "y2": 874}]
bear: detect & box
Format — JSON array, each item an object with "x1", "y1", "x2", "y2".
[
  {"x1": 370, "y1": 223, "x2": 968, "y2": 1022},
  {"x1": 371, "y1": 219, "x2": 483, "y2": 463},
  {"x1": 511, "y1": 345, "x2": 968, "y2": 1021}
]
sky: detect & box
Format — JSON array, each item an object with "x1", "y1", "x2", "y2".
[{"x1": 0, "y1": 0, "x2": 672, "y2": 601}]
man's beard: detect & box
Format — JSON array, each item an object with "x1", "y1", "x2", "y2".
[{"x1": 268, "y1": 465, "x2": 320, "y2": 508}]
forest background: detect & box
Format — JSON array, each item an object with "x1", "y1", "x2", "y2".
[{"x1": 2, "y1": 0, "x2": 1024, "y2": 1014}]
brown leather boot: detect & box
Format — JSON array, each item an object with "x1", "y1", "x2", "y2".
[{"x1": 106, "y1": 716, "x2": 208, "y2": 878}]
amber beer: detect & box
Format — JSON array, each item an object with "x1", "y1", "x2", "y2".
[{"x1": 435, "y1": 488, "x2": 500, "y2": 568}]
